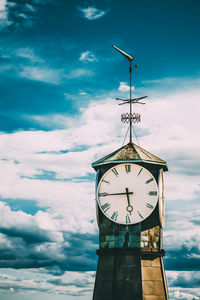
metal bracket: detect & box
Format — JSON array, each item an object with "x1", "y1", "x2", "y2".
[{"x1": 121, "y1": 113, "x2": 141, "y2": 124}]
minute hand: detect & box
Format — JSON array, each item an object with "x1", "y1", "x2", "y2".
[{"x1": 105, "y1": 192, "x2": 133, "y2": 196}]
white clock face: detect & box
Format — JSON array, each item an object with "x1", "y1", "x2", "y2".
[{"x1": 97, "y1": 163, "x2": 159, "y2": 225}]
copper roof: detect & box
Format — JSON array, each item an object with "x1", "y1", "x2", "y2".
[{"x1": 92, "y1": 142, "x2": 168, "y2": 171}]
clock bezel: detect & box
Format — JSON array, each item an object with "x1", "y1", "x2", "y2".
[{"x1": 158, "y1": 168, "x2": 165, "y2": 227}]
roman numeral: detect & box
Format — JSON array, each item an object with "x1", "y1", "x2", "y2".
[
  {"x1": 145, "y1": 178, "x2": 154, "y2": 184},
  {"x1": 111, "y1": 211, "x2": 118, "y2": 221},
  {"x1": 102, "y1": 179, "x2": 110, "y2": 184},
  {"x1": 112, "y1": 168, "x2": 118, "y2": 176},
  {"x1": 125, "y1": 165, "x2": 131, "y2": 173},
  {"x1": 98, "y1": 192, "x2": 107, "y2": 197},
  {"x1": 101, "y1": 203, "x2": 110, "y2": 213},
  {"x1": 146, "y1": 203, "x2": 154, "y2": 209},
  {"x1": 126, "y1": 214, "x2": 131, "y2": 223},
  {"x1": 148, "y1": 191, "x2": 157, "y2": 196},
  {"x1": 137, "y1": 168, "x2": 143, "y2": 176},
  {"x1": 137, "y1": 211, "x2": 143, "y2": 219}
]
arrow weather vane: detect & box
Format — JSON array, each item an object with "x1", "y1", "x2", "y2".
[{"x1": 112, "y1": 45, "x2": 147, "y2": 144}]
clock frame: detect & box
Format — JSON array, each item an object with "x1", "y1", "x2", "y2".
[
  {"x1": 97, "y1": 163, "x2": 159, "y2": 225},
  {"x1": 158, "y1": 168, "x2": 165, "y2": 227}
]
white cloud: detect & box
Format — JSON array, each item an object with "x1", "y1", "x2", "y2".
[
  {"x1": 18, "y1": 13, "x2": 28, "y2": 19},
  {"x1": 0, "y1": 0, "x2": 56, "y2": 30},
  {"x1": 79, "y1": 51, "x2": 97, "y2": 62},
  {"x1": 0, "y1": 78, "x2": 200, "y2": 297},
  {"x1": 0, "y1": 269, "x2": 94, "y2": 296},
  {"x1": 19, "y1": 66, "x2": 61, "y2": 84},
  {"x1": 25, "y1": 4, "x2": 35, "y2": 12},
  {"x1": 79, "y1": 90, "x2": 87, "y2": 95},
  {"x1": 0, "y1": 0, "x2": 12, "y2": 28},
  {"x1": 15, "y1": 48, "x2": 43, "y2": 63},
  {"x1": 118, "y1": 81, "x2": 134, "y2": 92},
  {"x1": 0, "y1": 0, "x2": 7, "y2": 15},
  {"x1": 142, "y1": 76, "x2": 200, "y2": 88},
  {"x1": 67, "y1": 68, "x2": 93, "y2": 78},
  {"x1": 169, "y1": 288, "x2": 200, "y2": 300},
  {"x1": 0, "y1": 83, "x2": 199, "y2": 236},
  {"x1": 0, "y1": 202, "x2": 63, "y2": 244},
  {"x1": 167, "y1": 271, "x2": 200, "y2": 299},
  {"x1": 165, "y1": 173, "x2": 200, "y2": 202},
  {"x1": 1, "y1": 46, "x2": 93, "y2": 84},
  {"x1": 79, "y1": 6, "x2": 107, "y2": 20},
  {"x1": 1, "y1": 83, "x2": 200, "y2": 206}
]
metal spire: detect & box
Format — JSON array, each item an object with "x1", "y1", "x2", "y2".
[{"x1": 112, "y1": 45, "x2": 147, "y2": 144}]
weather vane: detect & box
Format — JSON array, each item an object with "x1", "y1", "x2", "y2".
[{"x1": 112, "y1": 45, "x2": 147, "y2": 144}]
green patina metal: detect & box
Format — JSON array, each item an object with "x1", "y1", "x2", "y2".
[
  {"x1": 92, "y1": 142, "x2": 168, "y2": 171},
  {"x1": 99, "y1": 215, "x2": 160, "y2": 250}
]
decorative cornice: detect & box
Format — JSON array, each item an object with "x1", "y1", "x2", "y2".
[{"x1": 96, "y1": 248, "x2": 166, "y2": 257}]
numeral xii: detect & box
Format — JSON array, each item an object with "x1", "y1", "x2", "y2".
[{"x1": 125, "y1": 165, "x2": 131, "y2": 173}]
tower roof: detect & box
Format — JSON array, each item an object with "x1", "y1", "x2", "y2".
[{"x1": 92, "y1": 142, "x2": 168, "y2": 171}]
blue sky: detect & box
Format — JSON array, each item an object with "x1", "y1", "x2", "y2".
[{"x1": 0, "y1": 0, "x2": 200, "y2": 299}]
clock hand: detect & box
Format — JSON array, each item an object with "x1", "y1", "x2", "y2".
[
  {"x1": 125, "y1": 187, "x2": 133, "y2": 215},
  {"x1": 125, "y1": 188, "x2": 131, "y2": 206},
  {"x1": 99, "y1": 191, "x2": 133, "y2": 196}
]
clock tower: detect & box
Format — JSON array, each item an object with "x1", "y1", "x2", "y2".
[{"x1": 91, "y1": 46, "x2": 169, "y2": 300}]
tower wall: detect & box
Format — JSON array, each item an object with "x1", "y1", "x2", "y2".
[{"x1": 93, "y1": 250, "x2": 168, "y2": 300}]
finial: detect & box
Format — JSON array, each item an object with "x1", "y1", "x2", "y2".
[{"x1": 112, "y1": 45, "x2": 147, "y2": 144}]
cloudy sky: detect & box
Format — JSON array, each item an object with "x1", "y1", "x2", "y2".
[{"x1": 0, "y1": 0, "x2": 200, "y2": 299}]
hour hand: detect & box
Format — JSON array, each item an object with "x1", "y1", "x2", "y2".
[{"x1": 125, "y1": 188, "x2": 133, "y2": 215}]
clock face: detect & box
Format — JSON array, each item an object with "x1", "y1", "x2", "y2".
[
  {"x1": 97, "y1": 163, "x2": 159, "y2": 225},
  {"x1": 158, "y1": 168, "x2": 165, "y2": 227}
]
